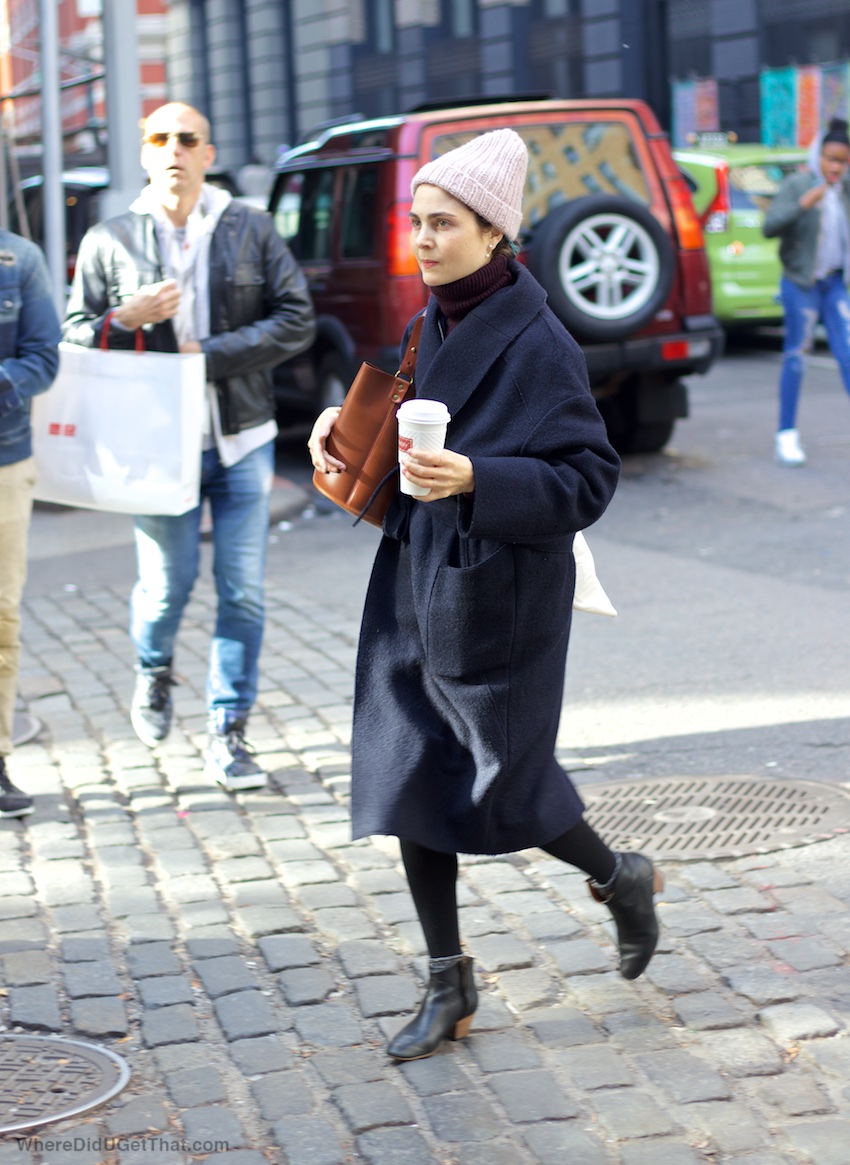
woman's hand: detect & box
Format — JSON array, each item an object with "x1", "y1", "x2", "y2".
[
  {"x1": 401, "y1": 448, "x2": 475, "y2": 500},
  {"x1": 307, "y1": 407, "x2": 346, "y2": 474}
]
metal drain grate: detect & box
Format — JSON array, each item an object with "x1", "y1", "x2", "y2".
[
  {"x1": 0, "y1": 1035, "x2": 131, "y2": 1134},
  {"x1": 582, "y1": 776, "x2": 850, "y2": 862}
]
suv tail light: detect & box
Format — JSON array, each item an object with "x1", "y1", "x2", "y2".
[
  {"x1": 701, "y1": 163, "x2": 730, "y2": 233},
  {"x1": 387, "y1": 203, "x2": 418, "y2": 276},
  {"x1": 665, "y1": 176, "x2": 705, "y2": 250}
]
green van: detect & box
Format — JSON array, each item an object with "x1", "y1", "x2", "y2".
[{"x1": 674, "y1": 141, "x2": 806, "y2": 326}]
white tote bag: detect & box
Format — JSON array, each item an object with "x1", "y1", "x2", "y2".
[
  {"x1": 573, "y1": 531, "x2": 617, "y2": 617},
  {"x1": 32, "y1": 342, "x2": 207, "y2": 515}
]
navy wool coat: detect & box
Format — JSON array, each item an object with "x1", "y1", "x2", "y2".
[{"x1": 350, "y1": 263, "x2": 620, "y2": 855}]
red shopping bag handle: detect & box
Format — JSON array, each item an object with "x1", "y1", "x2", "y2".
[{"x1": 100, "y1": 310, "x2": 146, "y2": 353}]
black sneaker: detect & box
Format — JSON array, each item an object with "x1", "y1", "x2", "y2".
[
  {"x1": 131, "y1": 666, "x2": 175, "y2": 747},
  {"x1": 204, "y1": 719, "x2": 267, "y2": 791},
  {"x1": 0, "y1": 757, "x2": 34, "y2": 818}
]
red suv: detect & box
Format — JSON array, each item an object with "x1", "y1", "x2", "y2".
[{"x1": 269, "y1": 97, "x2": 722, "y2": 452}]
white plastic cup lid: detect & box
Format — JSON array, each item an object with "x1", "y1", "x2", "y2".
[{"x1": 397, "y1": 398, "x2": 451, "y2": 425}]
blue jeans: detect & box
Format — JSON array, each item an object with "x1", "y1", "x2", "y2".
[
  {"x1": 778, "y1": 273, "x2": 850, "y2": 431},
  {"x1": 131, "y1": 440, "x2": 275, "y2": 722}
]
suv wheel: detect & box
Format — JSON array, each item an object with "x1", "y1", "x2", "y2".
[
  {"x1": 528, "y1": 196, "x2": 675, "y2": 342},
  {"x1": 317, "y1": 351, "x2": 351, "y2": 409}
]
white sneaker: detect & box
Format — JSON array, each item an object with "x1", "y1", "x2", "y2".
[{"x1": 775, "y1": 429, "x2": 806, "y2": 466}]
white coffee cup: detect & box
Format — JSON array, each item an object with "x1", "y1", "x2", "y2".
[{"x1": 397, "y1": 398, "x2": 452, "y2": 496}]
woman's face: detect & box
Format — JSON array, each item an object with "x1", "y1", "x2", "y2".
[
  {"x1": 410, "y1": 185, "x2": 502, "y2": 286},
  {"x1": 820, "y1": 141, "x2": 850, "y2": 184}
]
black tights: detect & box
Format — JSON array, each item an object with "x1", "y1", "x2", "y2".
[{"x1": 400, "y1": 819, "x2": 617, "y2": 958}]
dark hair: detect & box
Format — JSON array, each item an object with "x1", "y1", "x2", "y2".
[{"x1": 823, "y1": 118, "x2": 850, "y2": 147}]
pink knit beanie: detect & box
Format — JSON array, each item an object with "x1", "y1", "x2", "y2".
[{"x1": 411, "y1": 128, "x2": 528, "y2": 241}]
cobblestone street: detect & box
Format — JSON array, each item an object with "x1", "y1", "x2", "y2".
[{"x1": 3, "y1": 522, "x2": 850, "y2": 1164}]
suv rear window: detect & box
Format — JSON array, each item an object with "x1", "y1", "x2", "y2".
[
  {"x1": 275, "y1": 165, "x2": 381, "y2": 262},
  {"x1": 432, "y1": 122, "x2": 651, "y2": 229},
  {"x1": 727, "y1": 161, "x2": 803, "y2": 213}
]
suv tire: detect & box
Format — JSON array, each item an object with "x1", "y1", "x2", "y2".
[{"x1": 528, "y1": 196, "x2": 676, "y2": 342}]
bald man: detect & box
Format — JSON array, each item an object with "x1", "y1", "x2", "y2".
[{"x1": 64, "y1": 103, "x2": 315, "y2": 790}]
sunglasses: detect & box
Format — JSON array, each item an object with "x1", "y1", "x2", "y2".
[{"x1": 144, "y1": 131, "x2": 203, "y2": 149}]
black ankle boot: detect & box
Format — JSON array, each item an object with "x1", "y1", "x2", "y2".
[
  {"x1": 588, "y1": 852, "x2": 664, "y2": 981},
  {"x1": 387, "y1": 955, "x2": 478, "y2": 1061}
]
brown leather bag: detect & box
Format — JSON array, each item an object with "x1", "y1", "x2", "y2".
[{"x1": 312, "y1": 316, "x2": 424, "y2": 528}]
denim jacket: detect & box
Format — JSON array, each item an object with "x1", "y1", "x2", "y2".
[{"x1": 0, "y1": 229, "x2": 61, "y2": 467}]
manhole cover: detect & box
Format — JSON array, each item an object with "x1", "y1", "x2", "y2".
[
  {"x1": 582, "y1": 776, "x2": 850, "y2": 861},
  {"x1": 0, "y1": 1035, "x2": 130, "y2": 1134}
]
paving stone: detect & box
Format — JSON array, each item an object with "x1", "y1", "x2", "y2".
[
  {"x1": 740, "y1": 912, "x2": 816, "y2": 940},
  {"x1": 297, "y1": 883, "x2": 359, "y2": 909},
  {"x1": 523, "y1": 910, "x2": 584, "y2": 941},
  {"x1": 686, "y1": 930, "x2": 764, "y2": 970},
  {"x1": 194, "y1": 955, "x2": 260, "y2": 998},
  {"x1": 590, "y1": 1088, "x2": 676, "y2": 1138},
  {"x1": 495, "y1": 968, "x2": 559, "y2": 1011},
  {"x1": 782, "y1": 1117, "x2": 850, "y2": 1164},
  {"x1": 398, "y1": 1054, "x2": 472, "y2": 1095},
  {"x1": 279, "y1": 966, "x2": 336, "y2": 1005},
  {"x1": 185, "y1": 933, "x2": 242, "y2": 959},
  {"x1": 689, "y1": 1028, "x2": 783, "y2": 1077},
  {"x1": 3, "y1": 950, "x2": 52, "y2": 985},
  {"x1": 552, "y1": 1043, "x2": 635, "y2": 1090},
  {"x1": 525, "y1": 1006, "x2": 604, "y2": 1047},
  {"x1": 678, "y1": 1099, "x2": 768, "y2": 1153},
  {"x1": 142, "y1": 1003, "x2": 200, "y2": 1047},
  {"x1": 312, "y1": 907, "x2": 377, "y2": 942},
  {"x1": 165, "y1": 1065, "x2": 229, "y2": 1107},
  {"x1": 637, "y1": 1049, "x2": 731, "y2": 1103},
  {"x1": 656, "y1": 904, "x2": 723, "y2": 936},
  {"x1": 107, "y1": 1095, "x2": 170, "y2": 1135},
  {"x1": 799, "y1": 1037, "x2": 850, "y2": 1078},
  {"x1": 356, "y1": 1126, "x2": 435, "y2": 1165},
  {"x1": 294, "y1": 1000, "x2": 370, "y2": 1048},
  {"x1": 50, "y1": 905, "x2": 103, "y2": 933},
  {"x1": 257, "y1": 933, "x2": 320, "y2": 971},
  {"x1": 372, "y1": 892, "x2": 417, "y2": 925},
  {"x1": 0, "y1": 916, "x2": 49, "y2": 953},
  {"x1": 468, "y1": 1031, "x2": 543, "y2": 1073},
  {"x1": 203, "y1": 1153, "x2": 267, "y2": 1165},
  {"x1": 677, "y1": 863, "x2": 738, "y2": 891},
  {"x1": 758, "y1": 1073, "x2": 834, "y2": 1116},
  {"x1": 215, "y1": 856, "x2": 275, "y2": 883},
  {"x1": 702, "y1": 887, "x2": 774, "y2": 914},
  {"x1": 759, "y1": 1002, "x2": 841, "y2": 1042},
  {"x1": 673, "y1": 990, "x2": 751, "y2": 1031},
  {"x1": 303, "y1": 1048, "x2": 383, "y2": 1089},
  {"x1": 137, "y1": 976, "x2": 195, "y2": 1008},
  {"x1": 127, "y1": 942, "x2": 182, "y2": 978},
  {"x1": 351, "y1": 973, "x2": 416, "y2": 1017},
  {"x1": 62, "y1": 962, "x2": 124, "y2": 998},
  {"x1": 227, "y1": 1033, "x2": 293, "y2": 1075},
  {"x1": 603, "y1": 1009, "x2": 679, "y2": 1051},
  {"x1": 214, "y1": 989, "x2": 280, "y2": 1040},
  {"x1": 70, "y1": 997, "x2": 129, "y2": 1037},
  {"x1": 0, "y1": 895, "x2": 38, "y2": 919},
  {"x1": 421, "y1": 1091, "x2": 502, "y2": 1142},
  {"x1": 723, "y1": 967, "x2": 801, "y2": 1005},
  {"x1": 465, "y1": 932, "x2": 536, "y2": 971},
  {"x1": 568, "y1": 972, "x2": 638, "y2": 1015},
  {"x1": 770, "y1": 884, "x2": 850, "y2": 916},
  {"x1": 458, "y1": 905, "x2": 511, "y2": 937},
  {"x1": 234, "y1": 905, "x2": 303, "y2": 939},
  {"x1": 547, "y1": 937, "x2": 614, "y2": 976},
  {"x1": 272, "y1": 1115, "x2": 347, "y2": 1165},
  {"x1": 121, "y1": 914, "x2": 178, "y2": 943},
  {"x1": 337, "y1": 939, "x2": 400, "y2": 978},
  {"x1": 768, "y1": 936, "x2": 842, "y2": 972},
  {"x1": 10, "y1": 984, "x2": 62, "y2": 1030},
  {"x1": 645, "y1": 954, "x2": 715, "y2": 995},
  {"x1": 333, "y1": 1080, "x2": 414, "y2": 1133},
  {"x1": 181, "y1": 1105, "x2": 246, "y2": 1149},
  {"x1": 619, "y1": 1142, "x2": 703, "y2": 1165},
  {"x1": 60, "y1": 935, "x2": 112, "y2": 962},
  {"x1": 487, "y1": 1069, "x2": 580, "y2": 1120},
  {"x1": 521, "y1": 1122, "x2": 610, "y2": 1165},
  {"x1": 250, "y1": 1070, "x2": 312, "y2": 1119}
]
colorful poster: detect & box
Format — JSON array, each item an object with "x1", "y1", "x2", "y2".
[
  {"x1": 761, "y1": 68, "x2": 796, "y2": 146},
  {"x1": 694, "y1": 78, "x2": 719, "y2": 133},
  {"x1": 821, "y1": 63, "x2": 850, "y2": 130},
  {"x1": 672, "y1": 79, "x2": 696, "y2": 148},
  {"x1": 796, "y1": 66, "x2": 822, "y2": 146}
]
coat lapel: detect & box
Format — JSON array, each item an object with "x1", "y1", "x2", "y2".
[{"x1": 416, "y1": 266, "x2": 547, "y2": 421}]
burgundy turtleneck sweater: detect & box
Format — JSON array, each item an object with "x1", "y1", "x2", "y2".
[{"x1": 430, "y1": 254, "x2": 514, "y2": 334}]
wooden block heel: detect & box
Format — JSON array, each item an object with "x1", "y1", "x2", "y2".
[{"x1": 451, "y1": 1013, "x2": 474, "y2": 1041}]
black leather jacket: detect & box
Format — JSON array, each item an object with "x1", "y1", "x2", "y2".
[{"x1": 63, "y1": 198, "x2": 316, "y2": 434}]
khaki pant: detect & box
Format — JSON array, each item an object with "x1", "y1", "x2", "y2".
[{"x1": 0, "y1": 457, "x2": 35, "y2": 756}]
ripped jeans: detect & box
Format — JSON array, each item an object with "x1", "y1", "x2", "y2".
[{"x1": 778, "y1": 272, "x2": 850, "y2": 431}]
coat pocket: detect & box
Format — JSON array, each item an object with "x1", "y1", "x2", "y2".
[{"x1": 427, "y1": 544, "x2": 515, "y2": 679}]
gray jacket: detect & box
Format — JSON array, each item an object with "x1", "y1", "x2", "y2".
[{"x1": 763, "y1": 169, "x2": 850, "y2": 288}]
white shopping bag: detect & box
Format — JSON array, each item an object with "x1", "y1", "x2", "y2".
[
  {"x1": 573, "y1": 531, "x2": 617, "y2": 617},
  {"x1": 32, "y1": 342, "x2": 207, "y2": 515}
]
